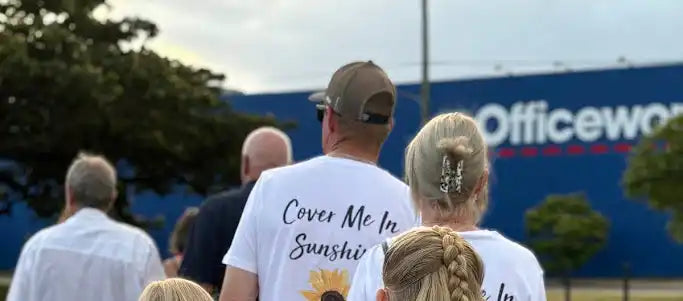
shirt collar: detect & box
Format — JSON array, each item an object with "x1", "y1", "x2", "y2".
[{"x1": 67, "y1": 207, "x2": 111, "y2": 223}]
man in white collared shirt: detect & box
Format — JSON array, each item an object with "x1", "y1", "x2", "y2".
[{"x1": 7, "y1": 153, "x2": 165, "y2": 301}]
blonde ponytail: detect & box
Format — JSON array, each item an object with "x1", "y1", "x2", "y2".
[
  {"x1": 382, "y1": 226, "x2": 484, "y2": 301},
  {"x1": 405, "y1": 113, "x2": 489, "y2": 223}
]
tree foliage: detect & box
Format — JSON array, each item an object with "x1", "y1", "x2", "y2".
[
  {"x1": 623, "y1": 114, "x2": 683, "y2": 242},
  {"x1": 0, "y1": 0, "x2": 286, "y2": 226},
  {"x1": 525, "y1": 193, "x2": 609, "y2": 275}
]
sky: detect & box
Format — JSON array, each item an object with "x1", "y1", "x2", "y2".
[{"x1": 99, "y1": 0, "x2": 683, "y2": 94}]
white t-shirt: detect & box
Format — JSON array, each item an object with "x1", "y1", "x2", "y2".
[
  {"x1": 348, "y1": 230, "x2": 547, "y2": 301},
  {"x1": 223, "y1": 156, "x2": 417, "y2": 301}
]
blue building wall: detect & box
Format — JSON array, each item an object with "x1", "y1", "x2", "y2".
[
  {"x1": 228, "y1": 64, "x2": 683, "y2": 277},
  {"x1": 1, "y1": 64, "x2": 682, "y2": 277}
]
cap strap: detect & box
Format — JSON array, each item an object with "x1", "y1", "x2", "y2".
[{"x1": 359, "y1": 113, "x2": 390, "y2": 124}]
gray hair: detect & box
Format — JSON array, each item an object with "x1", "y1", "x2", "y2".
[
  {"x1": 65, "y1": 152, "x2": 117, "y2": 210},
  {"x1": 405, "y1": 113, "x2": 489, "y2": 223}
]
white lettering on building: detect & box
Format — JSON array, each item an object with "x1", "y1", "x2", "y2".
[{"x1": 475, "y1": 101, "x2": 683, "y2": 147}]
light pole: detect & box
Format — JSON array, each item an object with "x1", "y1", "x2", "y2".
[{"x1": 420, "y1": 0, "x2": 430, "y2": 125}]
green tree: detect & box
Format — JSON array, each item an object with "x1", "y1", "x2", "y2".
[
  {"x1": 623, "y1": 115, "x2": 683, "y2": 242},
  {"x1": 0, "y1": 0, "x2": 287, "y2": 226},
  {"x1": 525, "y1": 193, "x2": 609, "y2": 301}
]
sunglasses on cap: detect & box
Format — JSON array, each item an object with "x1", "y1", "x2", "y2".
[{"x1": 316, "y1": 103, "x2": 342, "y2": 123}]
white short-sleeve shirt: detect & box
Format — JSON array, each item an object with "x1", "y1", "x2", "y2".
[
  {"x1": 223, "y1": 156, "x2": 418, "y2": 301},
  {"x1": 347, "y1": 230, "x2": 547, "y2": 301}
]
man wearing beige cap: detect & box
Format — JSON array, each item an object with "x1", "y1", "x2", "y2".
[{"x1": 219, "y1": 61, "x2": 416, "y2": 301}]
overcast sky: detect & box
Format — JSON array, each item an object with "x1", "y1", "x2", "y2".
[{"x1": 101, "y1": 0, "x2": 683, "y2": 94}]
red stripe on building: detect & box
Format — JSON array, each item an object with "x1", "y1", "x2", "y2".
[
  {"x1": 542, "y1": 145, "x2": 562, "y2": 156},
  {"x1": 498, "y1": 148, "x2": 515, "y2": 158},
  {"x1": 591, "y1": 144, "x2": 609, "y2": 154},
  {"x1": 521, "y1": 147, "x2": 538, "y2": 157},
  {"x1": 614, "y1": 143, "x2": 631, "y2": 153},
  {"x1": 567, "y1": 145, "x2": 585, "y2": 155},
  {"x1": 493, "y1": 142, "x2": 640, "y2": 159}
]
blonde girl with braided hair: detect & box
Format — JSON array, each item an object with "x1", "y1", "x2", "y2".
[
  {"x1": 349, "y1": 112, "x2": 547, "y2": 301},
  {"x1": 139, "y1": 278, "x2": 213, "y2": 301},
  {"x1": 378, "y1": 226, "x2": 484, "y2": 301}
]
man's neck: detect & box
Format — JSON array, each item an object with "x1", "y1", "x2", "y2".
[
  {"x1": 59, "y1": 205, "x2": 108, "y2": 224},
  {"x1": 327, "y1": 144, "x2": 379, "y2": 164}
]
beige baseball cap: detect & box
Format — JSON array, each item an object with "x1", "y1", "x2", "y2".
[{"x1": 310, "y1": 61, "x2": 396, "y2": 124}]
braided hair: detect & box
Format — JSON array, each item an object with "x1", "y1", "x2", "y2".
[{"x1": 382, "y1": 226, "x2": 484, "y2": 301}]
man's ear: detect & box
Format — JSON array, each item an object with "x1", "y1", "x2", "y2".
[
  {"x1": 61, "y1": 187, "x2": 77, "y2": 221},
  {"x1": 66, "y1": 186, "x2": 75, "y2": 207},
  {"x1": 242, "y1": 155, "x2": 250, "y2": 176},
  {"x1": 102, "y1": 190, "x2": 118, "y2": 213},
  {"x1": 326, "y1": 106, "x2": 337, "y2": 133},
  {"x1": 376, "y1": 288, "x2": 389, "y2": 301}
]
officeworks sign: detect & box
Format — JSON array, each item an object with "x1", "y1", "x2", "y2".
[{"x1": 475, "y1": 101, "x2": 683, "y2": 147}]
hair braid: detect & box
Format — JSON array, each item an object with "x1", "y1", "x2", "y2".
[
  {"x1": 382, "y1": 226, "x2": 484, "y2": 301},
  {"x1": 434, "y1": 226, "x2": 480, "y2": 301}
]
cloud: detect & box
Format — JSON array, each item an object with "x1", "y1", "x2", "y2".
[{"x1": 102, "y1": 0, "x2": 683, "y2": 93}]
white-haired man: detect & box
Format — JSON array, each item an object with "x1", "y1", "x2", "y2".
[
  {"x1": 179, "y1": 126, "x2": 293, "y2": 297},
  {"x1": 7, "y1": 153, "x2": 165, "y2": 301},
  {"x1": 219, "y1": 61, "x2": 417, "y2": 301}
]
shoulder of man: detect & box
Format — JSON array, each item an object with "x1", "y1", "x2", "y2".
[
  {"x1": 383, "y1": 170, "x2": 410, "y2": 190},
  {"x1": 194, "y1": 190, "x2": 250, "y2": 229},
  {"x1": 261, "y1": 157, "x2": 321, "y2": 178},
  {"x1": 263, "y1": 156, "x2": 403, "y2": 182},
  {"x1": 114, "y1": 220, "x2": 159, "y2": 251},
  {"x1": 201, "y1": 187, "x2": 246, "y2": 209},
  {"x1": 361, "y1": 162, "x2": 410, "y2": 192},
  {"x1": 19, "y1": 224, "x2": 61, "y2": 254}
]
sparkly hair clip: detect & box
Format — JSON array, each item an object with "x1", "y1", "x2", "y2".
[{"x1": 440, "y1": 156, "x2": 464, "y2": 194}]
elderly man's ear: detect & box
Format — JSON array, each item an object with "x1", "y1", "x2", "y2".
[
  {"x1": 241, "y1": 155, "x2": 250, "y2": 182},
  {"x1": 108, "y1": 190, "x2": 118, "y2": 211}
]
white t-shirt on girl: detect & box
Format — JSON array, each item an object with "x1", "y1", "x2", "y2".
[
  {"x1": 223, "y1": 156, "x2": 418, "y2": 301},
  {"x1": 347, "y1": 230, "x2": 547, "y2": 301}
]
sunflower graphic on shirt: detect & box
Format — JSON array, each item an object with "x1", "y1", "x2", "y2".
[{"x1": 300, "y1": 268, "x2": 350, "y2": 301}]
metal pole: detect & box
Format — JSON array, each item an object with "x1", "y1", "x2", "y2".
[
  {"x1": 420, "y1": 0, "x2": 430, "y2": 125},
  {"x1": 623, "y1": 262, "x2": 631, "y2": 301}
]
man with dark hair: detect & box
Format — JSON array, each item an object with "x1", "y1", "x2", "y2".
[
  {"x1": 8, "y1": 153, "x2": 165, "y2": 301},
  {"x1": 219, "y1": 61, "x2": 417, "y2": 301}
]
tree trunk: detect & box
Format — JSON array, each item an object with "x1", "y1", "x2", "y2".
[{"x1": 563, "y1": 273, "x2": 572, "y2": 301}]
